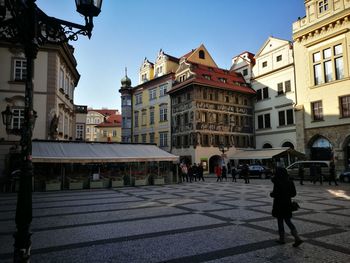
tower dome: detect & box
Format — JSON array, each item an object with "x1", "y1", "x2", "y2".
[{"x1": 121, "y1": 68, "x2": 131, "y2": 88}]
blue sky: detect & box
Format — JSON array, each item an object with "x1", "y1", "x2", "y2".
[{"x1": 37, "y1": 0, "x2": 306, "y2": 110}]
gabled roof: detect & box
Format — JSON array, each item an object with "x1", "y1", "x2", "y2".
[
  {"x1": 180, "y1": 44, "x2": 218, "y2": 68},
  {"x1": 164, "y1": 52, "x2": 180, "y2": 63},
  {"x1": 232, "y1": 51, "x2": 256, "y2": 64},
  {"x1": 169, "y1": 63, "x2": 255, "y2": 95},
  {"x1": 255, "y1": 36, "x2": 292, "y2": 58}
]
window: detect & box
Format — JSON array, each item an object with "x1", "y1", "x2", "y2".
[
  {"x1": 242, "y1": 69, "x2": 248, "y2": 76},
  {"x1": 311, "y1": 101, "x2": 323, "y2": 121},
  {"x1": 257, "y1": 114, "x2": 271, "y2": 129},
  {"x1": 277, "y1": 83, "x2": 284, "y2": 95},
  {"x1": 11, "y1": 108, "x2": 24, "y2": 130},
  {"x1": 199, "y1": 50, "x2": 205, "y2": 59},
  {"x1": 135, "y1": 93, "x2": 142, "y2": 104},
  {"x1": 76, "y1": 124, "x2": 84, "y2": 139},
  {"x1": 59, "y1": 68, "x2": 64, "y2": 89},
  {"x1": 134, "y1": 135, "x2": 139, "y2": 143},
  {"x1": 312, "y1": 44, "x2": 344, "y2": 85},
  {"x1": 159, "y1": 132, "x2": 168, "y2": 147},
  {"x1": 285, "y1": 80, "x2": 291, "y2": 92},
  {"x1": 112, "y1": 130, "x2": 117, "y2": 137},
  {"x1": 318, "y1": 0, "x2": 328, "y2": 13},
  {"x1": 340, "y1": 95, "x2": 350, "y2": 118},
  {"x1": 263, "y1": 87, "x2": 269, "y2": 99},
  {"x1": 203, "y1": 74, "x2": 211, "y2": 80},
  {"x1": 14, "y1": 59, "x2": 27, "y2": 81},
  {"x1": 159, "y1": 84, "x2": 167, "y2": 96},
  {"x1": 134, "y1": 111, "x2": 139, "y2": 127},
  {"x1": 276, "y1": 55, "x2": 282, "y2": 62},
  {"x1": 203, "y1": 134, "x2": 209, "y2": 146},
  {"x1": 86, "y1": 127, "x2": 90, "y2": 133},
  {"x1": 142, "y1": 110, "x2": 147, "y2": 126},
  {"x1": 256, "y1": 89, "x2": 262, "y2": 101},
  {"x1": 149, "y1": 88, "x2": 157, "y2": 100},
  {"x1": 278, "y1": 109, "x2": 294, "y2": 126},
  {"x1": 142, "y1": 134, "x2": 147, "y2": 143},
  {"x1": 201, "y1": 112, "x2": 207, "y2": 122},
  {"x1": 103, "y1": 130, "x2": 108, "y2": 137},
  {"x1": 160, "y1": 105, "x2": 168, "y2": 122},
  {"x1": 149, "y1": 133, "x2": 155, "y2": 144},
  {"x1": 262, "y1": 61, "x2": 267, "y2": 68},
  {"x1": 149, "y1": 108, "x2": 154, "y2": 124},
  {"x1": 183, "y1": 135, "x2": 189, "y2": 146}
]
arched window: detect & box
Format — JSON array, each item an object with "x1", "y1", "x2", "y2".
[
  {"x1": 310, "y1": 137, "x2": 332, "y2": 160},
  {"x1": 282, "y1": 141, "x2": 294, "y2": 149},
  {"x1": 199, "y1": 50, "x2": 205, "y2": 59},
  {"x1": 263, "y1": 143, "x2": 273, "y2": 148}
]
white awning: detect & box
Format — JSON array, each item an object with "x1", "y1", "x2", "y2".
[
  {"x1": 232, "y1": 148, "x2": 293, "y2": 160},
  {"x1": 32, "y1": 141, "x2": 179, "y2": 163}
]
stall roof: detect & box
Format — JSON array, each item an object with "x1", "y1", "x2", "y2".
[
  {"x1": 232, "y1": 148, "x2": 305, "y2": 160},
  {"x1": 32, "y1": 141, "x2": 179, "y2": 163}
]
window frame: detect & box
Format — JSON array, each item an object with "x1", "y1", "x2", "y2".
[
  {"x1": 311, "y1": 100, "x2": 324, "y2": 121},
  {"x1": 340, "y1": 95, "x2": 350, "y2": 118}
]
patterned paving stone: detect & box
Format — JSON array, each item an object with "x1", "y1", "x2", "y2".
[{"x1": 0, "y1": 178, "x2": 349, "y2": 262}]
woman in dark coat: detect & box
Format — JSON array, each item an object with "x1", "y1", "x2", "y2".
[{"x1": 270, "y1": 167, "x2": 303, "y2": 247}]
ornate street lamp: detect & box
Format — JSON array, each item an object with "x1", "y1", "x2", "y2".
[
  {"x1": 0, "y1": 1, "x2": 102, "y2": 262},
  {"x1": 1, "y1": 105, "x2": 13, "y2": 131}
]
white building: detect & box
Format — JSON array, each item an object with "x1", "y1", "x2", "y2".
[
  {"x1": 230, "y1": 51, "x2": 255, "y2": 84},
  {"x1": 251, "y1": 37, "x2": 297, "y2": 149}
]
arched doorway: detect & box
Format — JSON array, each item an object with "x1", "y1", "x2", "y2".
[
  {"x1": 282, "y1": 141, "x2": 294, "y2": 149},
  {"x1": 310, "y1": 136, "x2": 333, "y2": 160},
  {"x1": 343, "y1": 136, "x2": 350, "y2": 169},
  {"x1": 263, "y1": 143, "x2": 273, "y2": 148},
  {"x1": 209, "y1": 155, "x2": 221, "y2": 173}
]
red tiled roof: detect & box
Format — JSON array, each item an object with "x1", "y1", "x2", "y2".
[
  {"x1": 95, "y1": 114, "x2": 121, "y2": 128},
  {"x1": 90, "y1": 109, "x2": 119, "y2": 117},
  {"x1": 182, "y1": 49, "x2": 195, "y2": 59},
  {"x1": 170, "y1": 63, "x2": 256, "y2": 95}
]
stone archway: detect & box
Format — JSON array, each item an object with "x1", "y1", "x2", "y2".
[
  {"x1": 309, "y1": 136, "x2": 333, "y2": 160},
  {"x1": 209, "y1": 155, "x2": 221, "y2": 173}
]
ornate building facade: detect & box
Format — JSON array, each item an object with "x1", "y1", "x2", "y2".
[
  {"x1": 168, "y1": 45, "x2": 256, "y2": 172},
  {"x1": 293, "y1": 0, "x2": 350, "y2": 170}
]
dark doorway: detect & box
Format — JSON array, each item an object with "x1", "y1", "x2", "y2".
[
  {"x1": 209, "y1": 155, "x2": 221, "y2": 173},
  {"x1": 310, "y1": 137, "x2": 332, "y2": 160},
  {"x1": 282, "y1": 141, "x2": 294, "y2": 149}
]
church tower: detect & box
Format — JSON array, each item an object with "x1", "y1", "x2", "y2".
[{"x1": 119, "y1": 69, "x2": 132, "y2": 142}]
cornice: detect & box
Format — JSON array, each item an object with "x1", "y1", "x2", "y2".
[{"x1": 293, "y1": 9, "x2": 350, "y2": 42}]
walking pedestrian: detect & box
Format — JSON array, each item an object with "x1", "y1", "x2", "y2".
[
  {"x1": 270, "y1": 167, "x2": 303, "y2": 247},
  {"x1": 328, "y1": 161, "x2": 338, "y2": 186},
  {"x1": 298, "y1": 164, "x2": 304, "y2": 185},
  {"x1": 242, "y1": 164, "x2": 250, "y2": 184},
  {"x1": 310, "y1": 163, "x2": 317, "y2": 184},
  {"x1": 222, "y1": 165, "x2": 227, "y2": 181},
  {"x1": 192, "y1": 163, "x2": 198, "y2": 182},
  {"x1": 197, "y1": 163, "x2": 205, "y2": 181},
  {"x1": 180, "y1": 163, "x2": 188, "y2": 182},
  {"x1": 231, "y1": 166, "x2": 237, "y2": 182},
  {"x1": 215, "y1": 165, "x2": 222, "y2": 182}
]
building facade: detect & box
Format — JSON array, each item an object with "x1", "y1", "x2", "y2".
[
  {"x1": 169, "y1": 45, "x2": 256, "y2": 172},
  {"x1": 0, "y1": 42, "x2": 80, "y2": 176},
  {"x1": 230, "y1": 51, "x2": 255, "y2": 84},
  {"x1": 74, "y1": 105, "x2": 87, "y2": 141},
  {"x1": 119, "y1": 73, "x2": 132, "y2": 143},
  {"x1": 85, "y1": 109, "x2": 120, "y2": 142},
  {"x1": 251, "y1": 37, "x2": 297, "y2": 150},
  {"x1": 95, "y1": 113, "x2": 122, "y2": 142},
  {"x1": 130, "y1": 49, "x2": 179, "y2": 152},
  {"x1": 293, "y1": 0, "x2": 350, "y2": 170}
]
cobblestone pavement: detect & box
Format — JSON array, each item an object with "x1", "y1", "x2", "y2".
[{"x1": 0, "y1": 178, "x2": 350, "y2": 263}]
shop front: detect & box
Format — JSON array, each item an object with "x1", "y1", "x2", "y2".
[{"x1": 31, "y1": 141, "x2": 179, "y2": 191}]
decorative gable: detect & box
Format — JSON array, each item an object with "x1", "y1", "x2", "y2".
[{"x1": 184, "y1": 44, "x2": 218, "y2": 68}]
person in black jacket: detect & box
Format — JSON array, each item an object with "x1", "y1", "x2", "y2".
[{"x1": 270, "y1": 167, "x2": 303, "y2": 247}]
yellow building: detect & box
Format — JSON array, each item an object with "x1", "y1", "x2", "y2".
[
  {"x1": 132, "y1": 49, "x2": 179, "y2": 152},
  {"x1": 293, "y1": 0, "x2": 350, "y2": 170},
  {"x1": 86, "y1": 109, "x2": 121, "y2": 142}
]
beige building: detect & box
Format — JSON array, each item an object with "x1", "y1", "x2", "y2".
[
  {"x1": 231, "y1": 51, "x2": 255, "y2": 83},
  {"x1": 85, "y1": 109, "x2": 120, "y2": 142},
  {"x1": 0, "y1": 42, "x2": 80, "y2": 176},
  {"x1": 293, "y1": 0, "x2": 350, "y2": 170},
  {"x1": 251, "y1": 37, "x2": 297, "y2": 150}
]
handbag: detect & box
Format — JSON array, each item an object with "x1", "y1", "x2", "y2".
[{"x1": 291, "y1": 200, "x2": 300, "y2": 212}]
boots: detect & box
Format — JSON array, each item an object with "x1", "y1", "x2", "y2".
[
  {"x1": 276, "y1": 231, "x2": 285, "y2": 244},
  {"x1": 291, "y1": 229, "x2": 303, "y2": 247}
]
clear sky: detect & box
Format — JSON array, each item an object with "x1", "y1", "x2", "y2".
[{"x1": 37, "y1": 0, "x2": 306, "y2": 110}]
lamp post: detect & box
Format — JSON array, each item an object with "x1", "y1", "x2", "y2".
[{"x1": 0, "y1": 0, "x2": 102, "y2": 262}]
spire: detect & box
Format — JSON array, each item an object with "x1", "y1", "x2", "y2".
[{"x1": 121, "y1": 67, "x2": 131, "y2": 88}]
